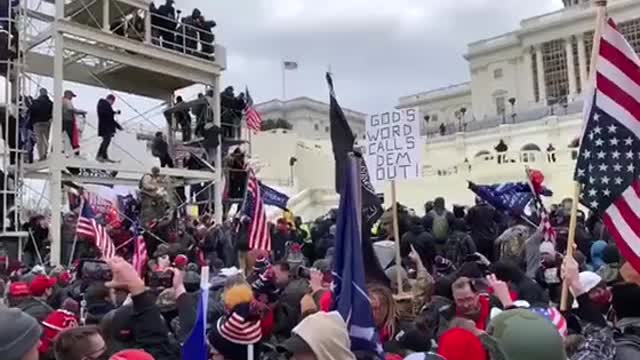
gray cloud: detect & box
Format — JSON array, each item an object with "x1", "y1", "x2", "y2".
[{"x1": 156, "y1": 1, "x2": 562, "y2": 113}]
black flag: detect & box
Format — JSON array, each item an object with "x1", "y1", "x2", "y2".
[
  {"x1": 327, "y1": 72, "x2": 382, "y2": 225},
  {"x1": 327, "y1": 73, "x2": 388, "y2": 286}
]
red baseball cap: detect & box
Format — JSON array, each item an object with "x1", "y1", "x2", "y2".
[
  {"x1": 109, "y1": 349, "x2": 155, "y2": 360},
  {"x1": 174, "y1": 254, "x2": 188, "y2": 268},
  {"x1": 30, "y1": 275, "x2": 56, "y2": 297},
  {"x1": 9, "y1": 282, "x2": 30, "y2": 296}
]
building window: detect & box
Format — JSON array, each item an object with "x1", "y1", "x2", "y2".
[
  {"x1": 542, "y1": 39, "x2": 569, "y2": 105},
  {"x1": 325, "y1": 126, "x2": 329, "y2": 133},
  {"x1": 495, "y1": 96, "x2": 506, "y2": 116},
  {"x1": 431, "y1": 114, "x2": 439, "y2": 122},
  {"x1": 619, "y1": 19, "x2": 640, "y2": 55},
  {"x1": 521, "y1": 152, "x2": 536, "y2": 163},
  {"x1": 314, "y1": 124, "x2": 319, "y2": 131},
  {"x1": 531, "y1": 48, "x2": 540, "y2": 102},
  {"x1": 493, "y1": 68, "x2": 503, "y2": 79},
  {"x1": 572, "y1": 38, "x2": 581, "y2": 94}
]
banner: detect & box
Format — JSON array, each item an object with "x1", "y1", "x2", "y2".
[
  {"x1": 260, "y1": 182, "x2": 289, "y2": 210},
  {"x1": 365, "y1": 109, "x2": 421, "y2": 182}
]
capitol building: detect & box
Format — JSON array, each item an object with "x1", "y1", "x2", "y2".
[{"x1": 252, "y1": 0, "x2": 640, "y2": 219}]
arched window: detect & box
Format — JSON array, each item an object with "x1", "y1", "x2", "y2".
[
  {"x1": 474, "y1": 150, "x2": 491, "y2": 159},
  {"x1": 521, "y1": 143, "x2": 542, "y2": 152}
]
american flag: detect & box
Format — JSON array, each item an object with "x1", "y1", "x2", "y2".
[
  {"x1": 530, "y1": 307, "x2": 568, "y2": 339},
  {"x1": 575, "y1": 18, "x2": 640, "y2": 272},
  {"x1": 540, "y1": 211, "x2": 557, "y2": 244},
  {"x1": 132, "y1": 229, "x2": 148, "y2": 276},
  {"x1": 244, "y1": 87, "x2": 262, "y2": 132},
  {"x1": 76, "y1": 200, "x2": 116, "y2": 259},
  {"x1": 245, "y1": 169, "x2": 271, "y2": 251}
]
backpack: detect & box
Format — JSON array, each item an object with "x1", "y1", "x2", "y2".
[
  {"x1": 430, "y1": 210, "x2": 449, "y2": 241},
  {"x1": 444, "y1": 232, "x2": 475, "y2": 267}
]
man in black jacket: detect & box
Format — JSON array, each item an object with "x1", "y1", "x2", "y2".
[
  {"x1": 29, "y1": 88, "x2": 53, "y2": 161},
  {"x1": 174, "y1": 96, "x2": 192, "y2": 142},
  {"x1": 154, "y1": 0, "x2": 177, "y2": 49},
  {"x1": 96, "y1": 94, "x2": 122, "y2": 163},
  {"x1": 151, "y1": 132, "x2": 174, "y2": 168}
]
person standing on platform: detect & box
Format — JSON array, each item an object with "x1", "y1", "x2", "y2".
[
  {"x1": 62, "y1": 90, "x2": 86, "y2": 156},
  {"x1": 96, "y1": 94, "x2": 122, "y2": 163},
  {"x1": 29, "y1": 88, "x2": 53, "y2": 161},
  {"x1": 174, "y1": 96, "x2": 192, "y2": 142},
  {"x1": 155, "y1": 0, "x2": 177, "y2": 49},
  {"x1": 151, "y1": 131, "x2": 174, "y2": 168}
]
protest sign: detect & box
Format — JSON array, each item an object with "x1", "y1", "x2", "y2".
[{"x1": 365, "y1": 109, "x2": 421, "y2": 182}]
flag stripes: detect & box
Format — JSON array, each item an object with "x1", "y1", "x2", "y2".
[
  {"x1": 247, "y1": 169, "x2": 271, "y2": 251},
  {"x1": 576, "y1": 17, "x2": 640, "y2": 274}
]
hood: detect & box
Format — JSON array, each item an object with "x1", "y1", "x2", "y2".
[{"x1": 293, "y1": 311, "x2": 356, "y2": 360}]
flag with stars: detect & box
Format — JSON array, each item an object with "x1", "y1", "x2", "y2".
[{"x1": 574, "y1": 18, "x2": 640, "y2": 272}]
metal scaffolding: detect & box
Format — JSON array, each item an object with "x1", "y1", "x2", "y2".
[{"x1": 2, "y1": 0, "x2": 227, "y2": 265}]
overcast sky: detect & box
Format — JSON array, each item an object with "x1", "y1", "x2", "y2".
[{"x1": 170, "y1": 0, "x2": 564, "y2": 113}]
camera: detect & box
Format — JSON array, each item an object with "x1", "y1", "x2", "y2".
[
  {"x1": 78, "y1": 259, "x2": 112, "y2": 282},
  {"x1": 148, "y1": 270, "x2": 174, "y2": 288}
]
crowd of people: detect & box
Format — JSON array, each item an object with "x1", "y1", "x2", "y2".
[
  {"x1": 1, "y1": 189, "x2": 640, "y2": 360},
  {"x1": 150, "y1": 0, "x2": 216, "y2": 59}
]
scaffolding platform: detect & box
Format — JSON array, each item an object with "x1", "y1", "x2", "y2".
[
  {"x1": 26, "y1": 18, "x2": 227, "y2": 99},
  {"x1": 1, "y1": 0, "x2": 228, "y2": 265},
  {"x1": 24, "y1": 157, "x2": 216, "y2": 186}
]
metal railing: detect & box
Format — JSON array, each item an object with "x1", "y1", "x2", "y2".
[{"x1": 146, "y1": 11, "x2": 215, "y2": 61}]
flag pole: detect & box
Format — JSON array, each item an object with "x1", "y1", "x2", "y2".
[
  {"x1": 67, "y1": 197, "x2": 84, "y2": 267},
  {"x1": 560, "y1": 0, "x2": 608, "y2": 312},
  {"x1": 391, "y1": 180, "x2": 403, "y2": 295}
]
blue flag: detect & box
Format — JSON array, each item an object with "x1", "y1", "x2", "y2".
[
  {"x1": 182, "y1": 267, "x2": 209, "y2": 360},
  {"x1": 468, "y1": 181, "x2": 552, "y2": 217},
  {"x1": 260, "y1": 182, "x2": 289, "y2": 210},
  {"x1": 332, "y1": 155, "x2": 384, "y2": 358}
]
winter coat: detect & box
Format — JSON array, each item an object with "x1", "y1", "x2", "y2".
[
  {"x1": 17, "y1": 297, "x2": 53, "y2": 323},
  {"x1": 495, "y1": 225, "x2": 532, "y2": 266},
  {"x1": 29, "y1": 95, "x2": 53, "y2": 124},
  {"x1": 615, "y1": 318, "x2": 640, "y2": 360},
  {"x1": 151, "y1": 137, "x2": 169, "y2": 157},
  {"x1": 129, "y1": 291, "x2": 180, "y2": 360},
  {"x1": 97, "y1": 98, "x2": 122, "y2": 137},
  {"x1": 465, "y1": 203, "x2": 500, "y2": 248},
  {"x1": 401, "y1": 226, "x2": 436, "y2": 270},
  {"x1": 442, "y1": 229, "x2": 477, "y2": 268}
]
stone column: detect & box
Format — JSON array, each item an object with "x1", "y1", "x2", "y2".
[
  {"x1": 576, "y1": 33, "x2": 588, "y2": 92},
  {"x1": 565, "y1": 36, "x2": 578, "y2": 100},
  {"x1": 535, "y1": 44, "x2": 547, "y2": 104}
]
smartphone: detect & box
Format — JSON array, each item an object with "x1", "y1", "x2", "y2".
[{"x1": 79, "y1": 259, "x2": 112, "y2": 282}]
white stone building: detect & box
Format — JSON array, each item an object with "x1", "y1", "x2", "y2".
[
  {"x1": 254, "y1": 97, "x2": 367, "y2": 140},
  {"x1": 399, "y1": 0, "x2": 640, "y2": 136},
  {"x1": 250, "y1": 0, "x2": 640, "y2": 219}
]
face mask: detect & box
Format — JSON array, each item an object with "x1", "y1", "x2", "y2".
[{"x1": 591, "y1": 289, "x2": 612, "y2": 307}]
